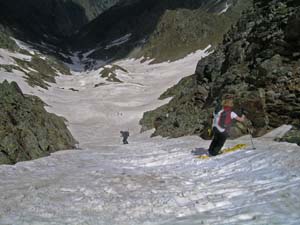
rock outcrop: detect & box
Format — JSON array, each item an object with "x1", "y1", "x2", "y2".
[
  {"x1": 0, "y1": 80, "x2": 77, "y2": 165},
  {"x1": 277, "y1": 126, "x2": 300, "y2": 145},
  {"x1": 140, "y1": 0, "x2": 300, "y2": 139}
]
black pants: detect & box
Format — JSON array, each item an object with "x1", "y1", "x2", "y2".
[
  {"x1": 208, "y1": 127, "x2": 228, "y2": 156},
  {"x1": 123, "y1": 137, "x2": 128, "y2": 144}
]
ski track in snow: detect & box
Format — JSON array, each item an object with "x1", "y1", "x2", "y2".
[{"x1": 1, "y1": 46, "x2": 300, "y2": 225}]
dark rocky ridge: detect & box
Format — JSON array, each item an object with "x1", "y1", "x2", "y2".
[
  {"x1": 0, "y1": 0, "x2": 120, "y2": 44},
  {"x1": 140, "y1": 0, "x2": 300, "y2": 139},
  {"x1": 0, "y1": 81, "x2": 77, "y2": 165}
]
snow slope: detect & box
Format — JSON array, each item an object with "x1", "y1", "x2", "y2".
[{"x1": 0, "y1": 45, "x2": 300, "y2": 225}]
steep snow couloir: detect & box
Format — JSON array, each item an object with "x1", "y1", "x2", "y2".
[{"x1": 0, "y1": 44, "x2": 300, "y2": 225}]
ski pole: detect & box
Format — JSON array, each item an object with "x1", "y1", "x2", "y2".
[
  {"x1": 247, "y1": 127, "x2": 256, "y2": 150},
  {"x1": 241, "y1": 108, "x2": 256, "y2": 150}
]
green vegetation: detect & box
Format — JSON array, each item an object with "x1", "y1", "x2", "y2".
[
  {"x1": 138, "y1": 0, "x2": 252, "y2": 63},
  {"x1": 13, "y1": 56, "x2": 56, "y2": 89},
  {"x1": 71, "y1": 0, "x2": 252, "y2": 64},
  {"x1": 0, "y1": 28, "x2": 18, "y2": 51},
  {"x1": 8, "y1": 54, "x2": 71, "y2": 89},
  {"x1": 48, "y1": 55, "x2": 71, "y2": 75},
  {"x1": 0, "y1": 64, "x2": 20, "y2": 73},
  {"x1": 0, "y1": 26, "x2": 70, "y2": 89}
]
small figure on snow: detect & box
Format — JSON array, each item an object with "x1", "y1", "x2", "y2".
[
  {"x1": 120, "y1": 130, "x2": 130, "y2": 144},
  {"x1": 208, "y1": 95, "x2": 246, "y2": 156}
]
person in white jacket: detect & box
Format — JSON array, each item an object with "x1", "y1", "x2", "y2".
[{"x1": 208, "y1": 97, "x2": 245, "y2": 156}]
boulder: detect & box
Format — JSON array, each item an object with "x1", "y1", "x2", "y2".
[{"x1": 0, "y1": 80, "x2": 77, "y2": 164}]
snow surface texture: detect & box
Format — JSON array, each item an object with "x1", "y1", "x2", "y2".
[{"x1": 1, "y1": 44, "x2": 300, "y2": 225}]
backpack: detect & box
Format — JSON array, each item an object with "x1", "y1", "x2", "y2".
[
  {"x1": 218, "y1": 107, "x2": 232, "y2": 131},
  {"x1": 122, "y1": 131, "x2": 129, "y2": 137}
]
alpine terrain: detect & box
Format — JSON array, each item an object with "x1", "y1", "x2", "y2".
[{"x1": 0, "y1": 0, "x2": 300, "y2": 224}]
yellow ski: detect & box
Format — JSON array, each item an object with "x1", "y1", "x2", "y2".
[
  {"x1": 221, "y1": 144, "x2": 247, "y2": 154},
  {"x1": 195, "y1": 144, "x2": 247, "y2": 160}
]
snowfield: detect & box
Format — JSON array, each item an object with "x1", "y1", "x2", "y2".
[{"x1": 0, "y1": 45, "x2": 300, "y2": 225}]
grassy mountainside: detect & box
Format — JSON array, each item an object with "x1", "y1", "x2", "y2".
[
  {"x1": 140, "y1": 0, "x2": 300, "y2": 139},
  {"x1": 71, "y1": 0, "x2": 251, "y2": 63},
  {"x1": 0, "y1": 26, "x2": 18, "y2": 51},
  {"x1": 0, "y1": 39, "x2": 71, "y2": 90},
  {"x1": 138, "y1": 0, "x2": 252, "y2": 62}
]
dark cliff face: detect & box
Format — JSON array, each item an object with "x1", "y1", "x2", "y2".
[
  {"x1": 140, "y1": 0, "x2": 300, "y2": 139},
  {"x1": 0, "y1": 0, "x2": 120, "y2": 44},
  {"x1": 71, "y1": 0, "x2": 120, "y2": 21},
  {"x1": 0, "y1": 0, "x2": 85, "y2": 42}
]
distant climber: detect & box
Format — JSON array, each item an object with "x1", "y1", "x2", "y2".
[
  {"x1": 208, "y1": 95, "x2": 246, "y2": 156},
  {"x1": 120, "y1": 130, "x2": 130, "y2": 144}
]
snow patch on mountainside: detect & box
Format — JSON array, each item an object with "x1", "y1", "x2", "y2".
[
  {"x1": 105, "y1": 33, "x2": 132, "y2": 50},
  {"x1": 219, "y1": 2, "x2": 231, "y2": 14},
  {"x1": 13, "y1": 38, "x2": 36, "y2": 55},
  {"x1": 0, "y1": 48, "x2": 32, "y2": 65}
]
